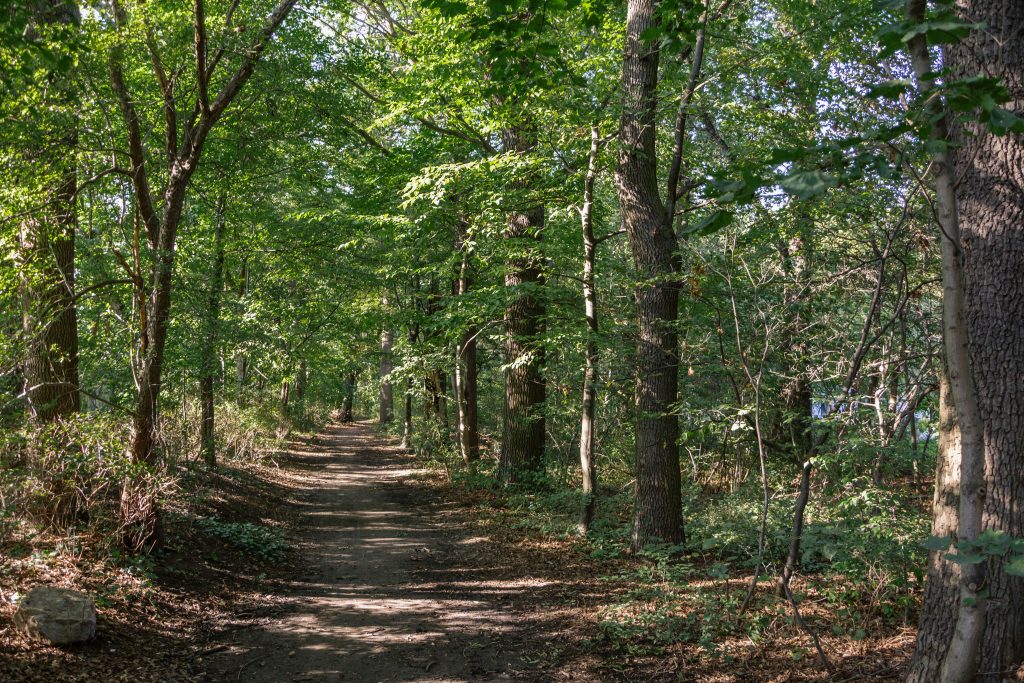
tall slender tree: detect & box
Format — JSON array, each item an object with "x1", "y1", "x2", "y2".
[{"x1": 199, "y1": 194, "x2": 226, "y2": 467}]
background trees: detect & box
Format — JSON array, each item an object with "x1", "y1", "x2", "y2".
[{"x1": 2, "y1": 0, "x2": 1022, "y2": 676}]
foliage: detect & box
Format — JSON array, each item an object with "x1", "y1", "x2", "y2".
[{"x1": 196, "y1": 516, "x2": 288, "y2": 564}]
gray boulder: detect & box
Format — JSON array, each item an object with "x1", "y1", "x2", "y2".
[{"x1": 13, "y1": 587, "x2": 97, "y2": 645}]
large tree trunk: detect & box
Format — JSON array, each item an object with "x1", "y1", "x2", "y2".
[
  {"x1": 950, "y1": 2, "x2": 1024, "y2": 677},
  {"x1": 903, "y1": 0, "x2": 993, "y2": 679},
  {"x1": 615, "y1": 0, "x2": 683, "y2": 551},
  {"x1": 19, "y1": 0, "x2": 80, "y2": 424},
  {"x1": 199, "y1": 195, "x2": 226, "y2": 467},
  {"x1": 498, "y1": 125, "x2": 546, "y2": 483}
]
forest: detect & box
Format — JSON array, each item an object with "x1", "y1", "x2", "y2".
[{"x1": 0, "y1": 0, "x2": 1022, "y2": 681}]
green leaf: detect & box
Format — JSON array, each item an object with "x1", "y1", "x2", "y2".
[
  {"x1": 780, "y1": 170, "x2": 837, "y2": 200},
  {"x1": 867, "y1": 80, "x2": 912, "y2": 99},
  {"x1": 987, "y1": 107, "x2": 1024, "y2": 135},
  {"x1": 945, "y1": 551, "x2": 985, "y2": 566},
  {"x1": 1005, "y1": 556, "x2": 1024, "y2": 577},
  {"x1": 922, "y1": 535, "x2": 953, "y2": 551},
  {"x1": 683, "y1": 210, "x2": 733, "y2": 237},
  {"x1": 640, "y1": 25, "x2": 662, "y2": 42}
]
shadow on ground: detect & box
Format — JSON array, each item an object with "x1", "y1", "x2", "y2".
[{"x1": 200, "y1": 422, "x2": 596, "y2": 683}]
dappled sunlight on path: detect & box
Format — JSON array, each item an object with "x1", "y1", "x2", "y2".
[{"x1": 201, "y1": 422, "x2": 561, "y2": 683}]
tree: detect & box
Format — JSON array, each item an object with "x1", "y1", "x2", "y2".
[
  {"x1": 908, "y1": 1, "x2": 1024, "y2": 680},
  {"x1": 498, "y1": 123, "x2": 547, "y2": 482},
  {"x1": 615, "y1": 0, "x2": 684, "y2": 550},
  {"x1": 105, "y1": 0, "x2": 298, "y2": 469},
  {"x1": 199, "y1": 194, "x2": 226, "y2": 467},
  {"x1": 379, "y1": 314, "x2": 394, "y2": 425},
  {"x1": 18, "y1": 0, "x2": 80, "y2": 424}
]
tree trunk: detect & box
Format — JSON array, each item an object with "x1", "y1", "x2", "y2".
[
  {"x1": 779, "y1": 460, "x2": 812, "y2": 595},
  {"x1": 578, "y1": 125, "x2": 601, "y2": 534},
  {"x1": 453, "y1": 223, "x2": 480, "y2": 464},
  {"x1": 19, "y1": 0, "x2": 80, "y2": 424},
  {"x1": 776, "y1": 231, "x2": 814, "y2": 593},
  {"x1": 949, "y1": 2, "x2": 1024, "y2": 676},
  {"x1": 499, "y1": 125, "x2": 546, "y2": 483},
  {"x1": 295, "y1": 359, "x2": 307, "y2": 420},
  {"x1": 379, "y1": 325, "x2": 394, "y2": 424},
  {"x1": 279, "y1": 379, "x2": 290, "y2": 417},
  {"x1": 401, "y1": 323, "x2": 418, "y2": 450},
  {"x1": 341, "y1": 371, "x2": 356, "y2": 423},
  {"x1": 199, "y1": 195, "x2": 226, "y2": 467},
  {"x1": 236, "y1": 261, "x2": 249, "y2": 401},
  {"x1": 456, "y1": 330, "x2": 479, "y2": 463},
  {"x1": 904, "y1": 1, "x2": 991, "y2": 678},
  {"x1": 907, "y1": 369, "x2": 963, "y2": 682},
  {"x1": 615, "y1": 0, "x2": 683, "y2": 551},
  {"x1": 421, "y1": 279, "x2": 448, "y2": 431},
  {"x1": 401, "y1": 377, "x2": 413, "y2": 450}
]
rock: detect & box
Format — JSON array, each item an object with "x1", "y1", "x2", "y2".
[{"x1": 13, "y1": 587, "x2": 97, "y2": 645}]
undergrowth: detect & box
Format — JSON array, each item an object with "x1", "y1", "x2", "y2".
[
  {"x1": 413, "y1": 435, "x2": 930, "y2": 661},
  {"x1": 0, "y1": 397, "x2": 328, "y2": 566}
]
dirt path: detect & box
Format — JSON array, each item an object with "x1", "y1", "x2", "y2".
[{"x1": 202, "y1": 422, "x2": 570, "y2": 683}]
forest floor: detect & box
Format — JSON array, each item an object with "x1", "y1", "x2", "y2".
[{"x1": 2, "y1": 421, "x2": 915, "y2": 682}]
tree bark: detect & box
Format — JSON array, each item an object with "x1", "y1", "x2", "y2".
[
  {"x1": 341, "y1": 371, "x2": 356, "y2": 423},
  {"x1": 199, "y1": 194, "x2": 226, "y2": 467},
  {"x1": 903, "y1": 1, "x2": 992, "y2": 678},
  {"x1": 379, "y1": 325, "x2": 394, "y2": 424},
  {"x1": 616, "y1": 0, "x2": 683, "y2": 551},
  {"x1": 907, "y1": 369, "x2": 963, "y2": 682},
  {"x1": 453, "y1": 221, "x2": 480, "y2": 464},
  {"x1": 578, "y1": 126, "x2": 601, "y2": 534},
  {"x1": 19, "y1": 0, "x2": 80, "y2": 424},
  {"x1": 949, "y1": 2, "x2": 1024, "y2": 677},
  {"x1": 498, "y1": 125, "x2": 547, "y2": 483}
]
